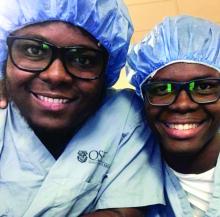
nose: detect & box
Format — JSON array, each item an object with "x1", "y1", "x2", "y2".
[
  {"x1": 38, "y1": 58, "x2": 72, "y2": 86},
  {"x1": 169, "y1": 90, "x2": 199, "y2": 112}
]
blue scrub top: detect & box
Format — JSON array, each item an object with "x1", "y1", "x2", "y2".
[
  {"x1": 146, "y1": 159, "x2": 220, "y2": 217},
  {"x1": 0, "y1": 88, "x2": 164, "y2": 217}
]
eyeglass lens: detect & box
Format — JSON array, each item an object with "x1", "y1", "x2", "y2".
[{"x1": 11, "y1": 38, "x2": 51, "y2": 70}]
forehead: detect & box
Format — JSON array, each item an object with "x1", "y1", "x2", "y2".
[
  {"x1": 12, "y1": 21, "x2": 99, "y2": 48},
  {"x1": 153, "y1": 63, "x2": 220, "y2": 81}
]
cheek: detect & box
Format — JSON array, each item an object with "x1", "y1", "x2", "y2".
[
  {"x1": 6, "y1": 60, "x2": 24, "y2": 89},
  {"x1": 73, "y1": 79, "x2": 105, "y2": 120},
  {"x1": 6, "y1": 58, "x2": 16, "y2": 78},
  {"x1": 144, "y1": 105, "x2": 162, "y2": 132},
  {"x1": 206, "y1": 103, "x2": 220, "y2": 125},
  {"x1": 5, "y1": 61, "x2": 13, "y2": 84},
  {"x1": 5, "y1": 62, "x2": 34, "y2": 103},
  {"x1": 77, "y1": 79, "x2": 104, "y2": 100},
  {"x1": 5, "y1": 64, "x2": 18, "y2": 95},
  {"x1": 145, "y1": 104, "x2": 160, "y2": 121}
]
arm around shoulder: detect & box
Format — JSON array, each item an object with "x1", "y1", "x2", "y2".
[{"x1": 81, "y1": 207, "x2": 146, "y2": 217}]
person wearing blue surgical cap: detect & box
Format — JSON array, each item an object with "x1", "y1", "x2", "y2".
[
  {"x1": 126, "y1": 15, "x2": 220, "y2": 217},
  {"x1": 0, "y1": 0, "x2": 164, "y2": 216}
]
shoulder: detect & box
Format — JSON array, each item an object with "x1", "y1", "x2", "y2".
[
  {"x1": 99, "y1": 88, "x2": 147, "y2": 131},
  {"x1": 102, "y1": 88, "x2": 144, "y2": 115}
]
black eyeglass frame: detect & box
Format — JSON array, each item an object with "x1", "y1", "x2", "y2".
[
  {"x1": 141, "y1": 78, "x2": 220, "y2": 106},
  {"x1": 6, "y1": 35, "x2": 109, "y2": 80}
]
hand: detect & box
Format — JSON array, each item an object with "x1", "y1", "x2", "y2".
[
  {"x1": 81, "y1": 207, "x2": 146, "y2": 217},
  {"x1": 0, "y1": 79, "x2": 7, "y2": 108}
]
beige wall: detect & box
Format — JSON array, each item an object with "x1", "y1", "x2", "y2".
[{"x1": 114, "y1": 0, "x2": 220, "y2": 89}]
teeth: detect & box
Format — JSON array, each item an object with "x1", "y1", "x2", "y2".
[
  {"x1": 168, "y1": 123, "x2": 198, "y2": 130},
  {"x1": 37, "y1": 95, "x2": 69, "y2": 104}
]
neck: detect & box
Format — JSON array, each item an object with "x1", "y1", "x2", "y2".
[{"x1": 33, "y1": 127, "x2": 77, "y2": 159}]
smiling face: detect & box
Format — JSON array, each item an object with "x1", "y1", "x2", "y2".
[
  {"x1": 144, "y1": 63, "x2": 220, "y2": 172},
  {"x1": 6, "y1": 22, "x2": 106, "y2": 135}
]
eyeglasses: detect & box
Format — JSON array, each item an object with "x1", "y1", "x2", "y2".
[
  {"x1": 141, "y1": 78, "x2": 220, "y2": 106},
  {"x1": 7, "y1": 36, "x2": 108, "y2": 80}
]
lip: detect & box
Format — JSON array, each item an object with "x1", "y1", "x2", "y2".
[
  {"x1": 161, "y1": 120, "x2": 209, "y2": 139},
  {"x1": 31, "y1": 91, "x2": 76, "y2": 111}
]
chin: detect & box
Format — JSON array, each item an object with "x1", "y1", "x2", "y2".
[
  {"x1": 27, "y1": 118, "x2": 73, "y2": 134},
  {"x1": 162, "y1": 139, "x2": 202, "y2": 157}
]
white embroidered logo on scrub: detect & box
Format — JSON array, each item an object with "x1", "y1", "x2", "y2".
[
  {"x1": 77, "y1": 150, "x2": 110, "y2": 168},
  {"x1": 77, "y1": 151, "x2": 88, "y2": 163}
]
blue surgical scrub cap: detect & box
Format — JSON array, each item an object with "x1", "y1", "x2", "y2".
[
  {"x1": 0, "y1": 0, "x2": 133, "y2": 86},
  {"x1": 126, "y1": 15, "x2": 220, "y2": 97}
]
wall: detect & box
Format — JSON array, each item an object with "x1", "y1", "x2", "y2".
[{"x1": 114, "y1": 0, "x2": 220, "y2": 89}]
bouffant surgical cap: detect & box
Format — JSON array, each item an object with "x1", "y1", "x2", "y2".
[
  {"x1": 0, "y1": 0, "x2": 133, "y2": 86},
  {"x1": 126, "y1": 15, "x2": 220, "y2": 96}
]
